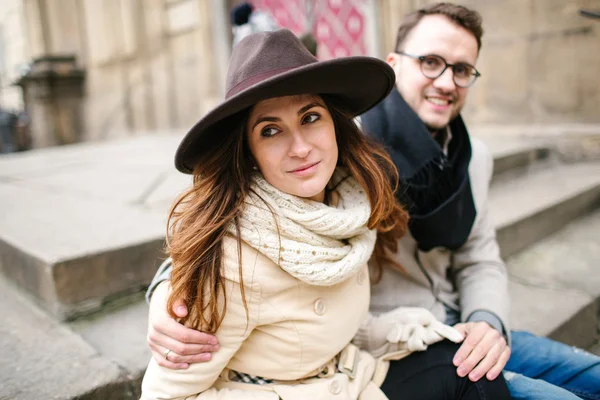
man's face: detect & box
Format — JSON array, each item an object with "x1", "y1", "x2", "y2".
[{"x1": 387, "y1": 15, "x2": 479, "y2": 131}]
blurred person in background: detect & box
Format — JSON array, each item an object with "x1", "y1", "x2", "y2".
[
  {"x1": 299, "y1": 32, "x2": 318, "y2": 56},
  {"x1": 0, "y1": 106, "x2": 18, "y2": 154},
  {"x1": 15, "y1": 110, "x2": 31, "y2": 151},
  {"x1": 231, "y1": 2, "x2": 279, "y2": 47}
]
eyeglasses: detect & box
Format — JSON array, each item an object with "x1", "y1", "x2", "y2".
[{"x1": 396, "y1": 52, "x2": 481, "y2": 88}]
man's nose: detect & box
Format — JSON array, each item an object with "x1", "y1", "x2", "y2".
[{"x1": 433, "y1": 67, "x2": 456, "y2": 92}]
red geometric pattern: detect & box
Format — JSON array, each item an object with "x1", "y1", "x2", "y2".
[{"x1": 250, "y1": 0, "x2": 368, "y2": 60}]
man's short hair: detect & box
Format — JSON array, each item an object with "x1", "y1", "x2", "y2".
[{"x1": 394, "y1": 2, "x2": 483, "y2": 52}]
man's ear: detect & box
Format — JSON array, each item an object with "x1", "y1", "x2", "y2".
[{"x1": 386, "y1": 52, "x2": 399, "y2": 68}]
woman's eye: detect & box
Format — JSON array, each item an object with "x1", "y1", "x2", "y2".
[
  {"x1": 303, "y1": 113, "x2": 320, "y2": 124},
  {"x1": 261, "y1": 127, "x2": 279, "y2": 137}
]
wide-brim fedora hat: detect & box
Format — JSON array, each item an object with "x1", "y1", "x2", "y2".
[{"x1": 175, "y1": 28, "x2": 395, "y2": 174}]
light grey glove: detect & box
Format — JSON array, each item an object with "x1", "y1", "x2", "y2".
[{"x1": 353, "y1": 307, "x2": 464, "y2": 358}]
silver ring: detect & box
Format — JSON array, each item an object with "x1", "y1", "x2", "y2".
[{"x1": 164, "y1": 349, "x2": 172, "y2": 361}]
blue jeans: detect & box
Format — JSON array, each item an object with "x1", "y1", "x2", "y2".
[{"x1": 504, "y1": 331, "x2": 600, "y2": 400}]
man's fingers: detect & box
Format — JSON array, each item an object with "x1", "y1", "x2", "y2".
[
  {"x1": 452, "y1": 323, "x2": 485, "y2": 367},
  {"x1": 149, "y1": 328, "x2": 219, "y2": 356},
  {"x1": 455, "y1": 326, "x2": 499, "y2": 377},
  {"x1": 172, "y1": 299, "x2": 188, "y2": 318},
  {"x1": 151, "y1": 348, "x2": 190, "y2": 369},
  {"x1": 153, "y1": 315, "x2": 219, "y2": 347},
  {"x1": 486, "y1": 347, "x2": 511, "y2": 381},
  {"x1": 467, "y1": 339, "x2": 505, "y2": 381}
]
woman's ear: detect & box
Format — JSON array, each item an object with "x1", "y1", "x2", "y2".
[{"x1": 386, "y1": 52, "x2": 400, "y2": 69}]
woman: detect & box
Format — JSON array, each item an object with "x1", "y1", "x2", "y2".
[
  {"x1": 140, "y1": 30, "x2": 510, "y2": 400},
  {"x1": 141, "y1": 28, "x2": 408, "y2": 400}
]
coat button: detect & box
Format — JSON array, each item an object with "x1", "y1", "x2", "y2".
[
  {"x1": 314, "y1": 298, "x2": 326, "y2": 315},
  {"x1": 329, "y1": 378, "x2": 341, "y2": 395},
  {"x1": 357, "y1": 271, "x2": 366, "y2": 285}
]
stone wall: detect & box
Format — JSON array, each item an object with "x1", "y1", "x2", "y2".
[
  {"x1": 376, "y1": 0, "x2": 600, "y2": 124},
  {"x1": 20, "y1": 0, "x2": 230, "y2": 147}
]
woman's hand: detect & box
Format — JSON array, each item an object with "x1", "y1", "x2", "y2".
[{"x1": 147, "y1": 281, "x2": 221, "y2": 369}]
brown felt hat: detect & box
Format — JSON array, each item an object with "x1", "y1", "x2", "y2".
[{"x1": 175, "y1": 28, "x2": 395, "y2": 174}]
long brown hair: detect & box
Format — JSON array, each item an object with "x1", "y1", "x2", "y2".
[{"x1": 166, "y1": 96, "x2": 408, "y2": 332}]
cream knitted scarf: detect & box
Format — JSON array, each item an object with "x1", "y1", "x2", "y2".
[{"x1": 230, "y1": 168, "x2": 376, "y2": 286}]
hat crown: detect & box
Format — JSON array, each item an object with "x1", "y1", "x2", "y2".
[{"x1": 225, "y1": 29, "x2": 318, "y2": 99}]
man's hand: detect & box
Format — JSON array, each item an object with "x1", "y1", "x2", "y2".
[
  {"x1": 452, "y1": 321, "x2": 510, "y2": 382},
  {"x1": 147, "y1": 281, "x2": 220, "y2": 369}
]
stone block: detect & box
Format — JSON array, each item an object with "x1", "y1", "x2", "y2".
[
  {"x1": 507, "y1": 208, "x2": 600, "y2": 349},
  {"x1": 509, "y1": 279, "x2": 596, "y2": 349},
  {"x1": 0, "y1": 182, "x2": 166, "y2": 320},
  {"x1": 0, "y1": 275, "x2": 135, "y2": 400},
  {"x1": 490, "y1": 162, "x2": 600, "y2": 257}
]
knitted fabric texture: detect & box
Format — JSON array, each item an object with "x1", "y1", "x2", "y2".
[{"x1": 230, "y1": 169, "x2": 376, "y2": 286}]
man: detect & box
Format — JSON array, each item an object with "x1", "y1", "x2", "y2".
[{"x1": 145, "y1": 3, "x2": 600, "y2": 399}]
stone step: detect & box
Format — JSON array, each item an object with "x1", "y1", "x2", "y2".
[
  {"x1": 489, "y1": 161, "x2": 600, "y2": 258},
  {"x1": 0, "y1": 273, "x2": 141, "y2": 400},
  {"x1": 479, "y1": 136, "x2": 553, "y2": 179},
  {"x1": 507, "y1": 208, "x2": 600, "y2": 350},
  {"x1": 0, "y1": 135, "x2": 189, "y2": 321}
]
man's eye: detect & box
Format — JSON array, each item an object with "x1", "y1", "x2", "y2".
[
  {"x1": 423, "y1": 57, "x2": 442, "y2": 68},
  {"x1": 303, "y1": 113, "x2": 320, "y2": 124},
  {"x1": 261, "y1": 127, "x2": 279, "y2": 137},
  {"x1": 454, "y1": 64, "x2": 472, "y2": 77}
]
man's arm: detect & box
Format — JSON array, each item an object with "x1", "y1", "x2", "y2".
[
  {"x1": 145, "y1": 258, "x2": 174, "y2": 303},
  {"x1": 142, "y1": 257, "x2": 261, "y2": 399},
  {"x1": 450, "y1": 140, "x2": 511, "y2": 382},
  {"x1": 146, "y1": 259, "x2": 220, "y2": 369}
]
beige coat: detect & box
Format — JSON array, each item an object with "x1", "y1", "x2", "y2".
[
  {"x1": 369, "y1": 137, "x2": 511, "y2": 336},
  {"x1": 141, "y1": 236, "x2": 382, "y2": 400}
]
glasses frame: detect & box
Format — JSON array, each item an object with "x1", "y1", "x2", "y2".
[{"x1": 396, "y1": 51, "x2": 481, "y2": 88}]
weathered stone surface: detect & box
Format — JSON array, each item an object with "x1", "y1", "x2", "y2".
[
  {"x1": 70, "y1": 295, "x2": 151, "y2": 383},
  {"x1": 0, "y1": 182, "x2": 167, "y2": 320},
  {"x1": 0, "y1": 275, "x2": 132, "y2": 400},
  {"x1": 0, "y1": 135, "x2": 184, "y2": 320},
  {"x1": 507, "y1": 209, "x2": 600, "y2": 349},
  {"x1": 509, "y1": 280, "x2": 596, "y2": 349},
  {"x1": 490, "y1": 162, "x2": 600, "y2": 257}
]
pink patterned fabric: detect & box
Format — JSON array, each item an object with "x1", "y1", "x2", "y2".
[{"x1": 250, "y1": 0, "x2": 368, "y2": 60}]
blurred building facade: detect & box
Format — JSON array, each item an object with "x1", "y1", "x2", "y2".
[
  {"x1": 0, "y1": 0, "x2": 28, "y2": 111},
  {"x1": 0, "y1": 0, "x2": 599, "y2": 149}
]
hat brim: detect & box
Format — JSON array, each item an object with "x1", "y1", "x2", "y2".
[{"x1": 175, "y1": 57, "x2": 395, "y2": 173}]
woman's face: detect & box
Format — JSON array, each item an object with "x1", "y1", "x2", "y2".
[{"x1": 246, "y1": 94, "x2": 338, "y2": 203}]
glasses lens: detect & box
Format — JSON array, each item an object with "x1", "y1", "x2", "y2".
[
  {"x1": 453, "y1": 64, "x2": 476, "y2": 87},
  {"x1": 420, "y1": 55, "x2": 445, "y2": 78}
]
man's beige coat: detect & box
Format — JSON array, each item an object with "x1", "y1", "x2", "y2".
[{"x1": 370, "y1": 137, "x2": 510, "y2": 336}]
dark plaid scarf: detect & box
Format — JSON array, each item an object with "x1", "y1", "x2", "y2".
[{"x1": 360, "y1": 88, "x2": 476, "y2": 251}]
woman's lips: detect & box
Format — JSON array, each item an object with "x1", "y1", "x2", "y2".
[{"x1": 289, "y1": 161, "x2": 320, "y2": 176}]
